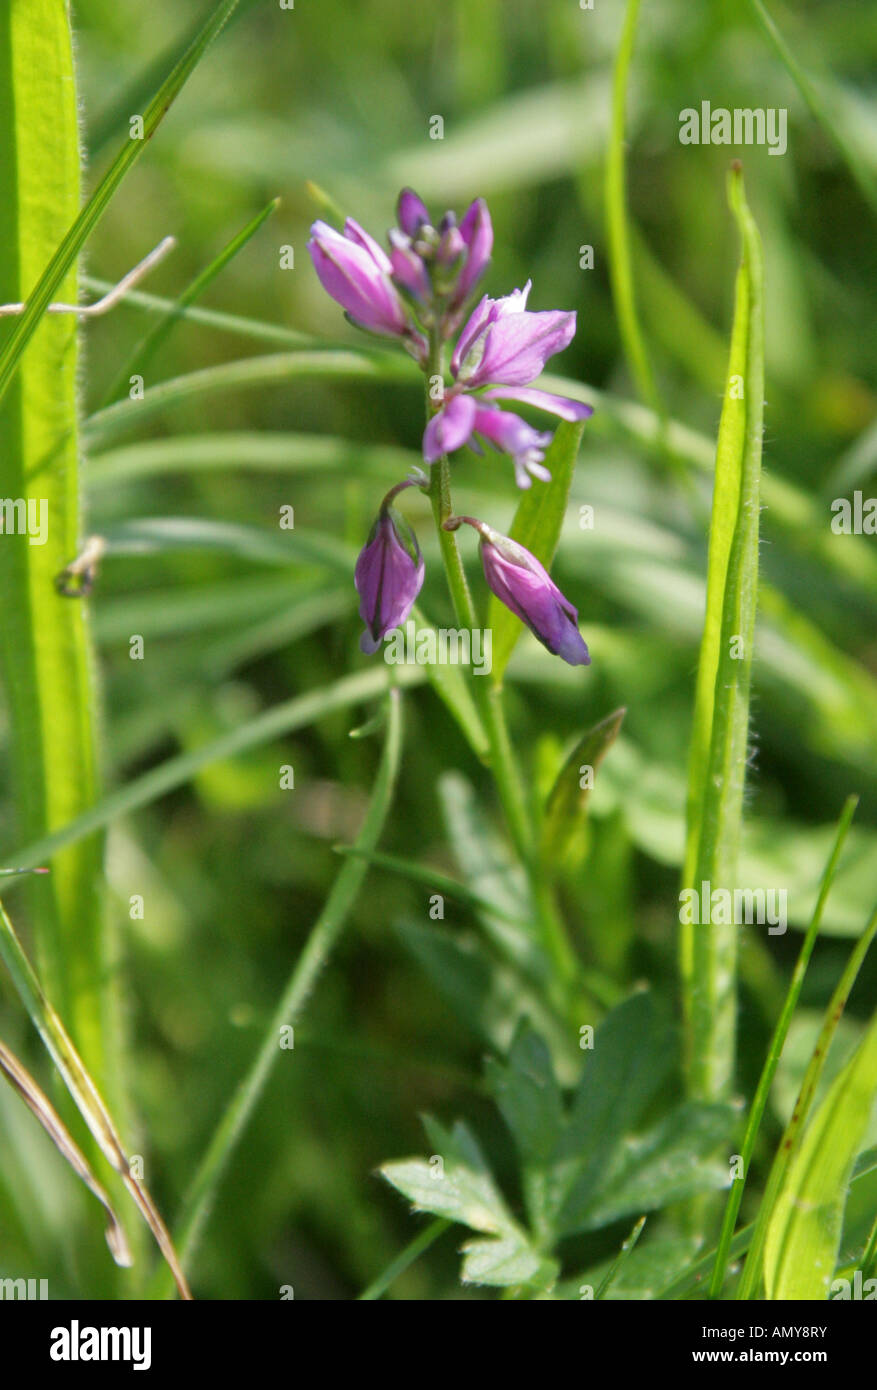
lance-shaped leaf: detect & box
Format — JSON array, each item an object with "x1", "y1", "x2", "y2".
[{"x1": 540, "y1": 707, "x2": 626, "y2": 870}]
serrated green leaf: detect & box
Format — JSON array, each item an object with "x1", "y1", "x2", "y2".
[
  {"x1": 561, "y1": 1102, "x2": 733, "y2": 1235},
  {"x1": 486, "y1": 419, "x2": 586, "y2": 683},
  {"x1": 460, "y1": 1234, "x2": 557, "y2": 1289},
  {"x1": 381, "y1": 1117, "x2": 516, "y2": 1237},
  {"x1": 485, "y1": 1025, "x2": 564, "y2": 1241},
  {"x1": 551, "y1": 992, "x2": 673, "y2": 1222}
]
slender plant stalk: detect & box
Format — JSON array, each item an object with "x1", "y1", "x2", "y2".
[
  {"x1": 708, "y1": 795, "x2": 858, "y2": 1296},
  {"x1": 606, "y1": 0, "x2": 660, "y2": 418},
  {"x1": 359, "y1": 1218, "x2": 450, "y2": 1301},
  {"x1": 423, "y1": 333, "x2": 576, "y2": 990}
]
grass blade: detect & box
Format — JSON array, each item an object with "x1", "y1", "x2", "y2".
[
  {"x1": 0, "y1": 1038, "x2": 131, "y2": 1268},
  {"x1": 358, "y1": 1219, "x2": 450, "y2": 1301},
  {"x1": 605, "y1": 0, "x2": 661, "y2": 417},
  {"x1": 0, "y1": 0, "x2": 242, "y2": 407},
  {"x1": 2, "y1": 667, "x2": 425, "y2": 875},
  {"x1": 150, "y1": 687, "x2": 406, "y2": 1294},
  {"x1": 0, "y1": 0, "x2": 117, "y2": 1108},
  {"x1": 101, "y1": 197, "x2": 280, "y2": 405},
  {"x1": 708, "y1": 795, "x2": 858, "y2": 1296},
  {"x1": 0, "y1": 896, "x2": 191, "y2": 1298},
  {"x1": 763, "y1": 1010, "x2": 877, "y2": 1299},
  {"x1": 745, "y1": 0, "x2": 877, "y2": 220},
  {"x1": 83, "y1": 349, "x2": 416, "y2": 444},
  {"x1": 737, "y1": 901, "x2": 877, "y2": 1297},
  {"x1": 680, "y1": 164, "x2": 765, "y2": 1102}
]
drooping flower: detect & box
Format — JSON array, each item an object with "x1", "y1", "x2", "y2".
[
  {"x1": 308, "y1": 218, "x2": 410, "y2": 338},
  {"x1": 446, "y1": 516, "x2": 590, "y2": 666},
  {"x1": 355, "y1": 483, "x2": 425, "y2": 653},
  {"x1": 423, "y1": 282, "x2": 593, "y2": 487}
]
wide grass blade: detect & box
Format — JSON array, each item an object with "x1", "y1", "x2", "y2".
[
  {"x1": 763, "y1": 1009, "x2": 877, "y2": 1299},
  {"x1": 737, "y1": 901, "x2": 877, "y2": 1297},
  {"x1": 0, "y1": 0, "x2": 115, "y2": 1102},
  {"x1": 680, "y1": 164, "x2": 765, "y2": 1101}
]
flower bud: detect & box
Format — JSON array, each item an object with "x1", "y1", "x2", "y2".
[{"x1": 355, "y1": 497, "x2": 425, "y2": 654}]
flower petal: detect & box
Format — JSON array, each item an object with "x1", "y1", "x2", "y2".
[
  {"x1": 481, "y1": 386, "x2": 594, "y2": 421},
  {"x1": 423, "y1": 394, "x2": 478, "y2": 462},
  {"x1": 397, "y1": 188, "x2": 431, "y2": 237}
]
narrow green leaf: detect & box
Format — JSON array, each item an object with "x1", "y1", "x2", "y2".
[
  {"x1": 358, "y1": 1218, "x2": 450, "y2": 1301},
  {"x1": 2, "y1": 667, "x2": 425, "y2": 874},
  {"x1": 606, "y1": 0, "x2": 662, "y2": 416},
  {"x1": 680, "y1": 164, "x2": 765, "y2": 1102},
  {"x1": 593, "y1": 1216, "x2": 647, "y2": 1300},
  {"x1": 764, "y1": 1011, "x2": 877, "y2": 1300},
  {"x1": 149, "y1": 689, "x2": 407, "y2": 1294},
  {"x1": 102, "y1": 197, "x2": 280, "y2": 405},
  {"x1": 745, "y1": 0, "x2": 877, "y2": 220},
  {"x1": 83, "y1": 349, "x2": 416, "y2": 445},
  {"x1": 486, "y1": 419, "x2": 585, "y2": 684},
  {"x1": 540, "y1": 707, "x2": 626, "y2": 869}
]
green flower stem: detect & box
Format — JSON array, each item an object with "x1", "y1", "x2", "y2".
[{"x1": 424, "y1": 334, "x2": 577, "y2": 993}]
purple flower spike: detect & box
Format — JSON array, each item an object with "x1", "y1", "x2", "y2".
[
  {"x1": 355, "y1": 490, "x2": 425, "y2": 654},
  {"x1": 452, "y1": 198, "x2": 493, "y2": 307},
  {"x1": 450, "y1": 517, "x2": 589, "y2": 666},
  {"x1": 308, "y1": 219, "x2": 408, "y2": 338}
]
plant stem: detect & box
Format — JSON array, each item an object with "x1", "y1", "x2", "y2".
[{"x1": 424, "y1": 333, "x2": 577, "y2": 992}]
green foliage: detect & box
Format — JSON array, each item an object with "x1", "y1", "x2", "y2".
[{"x1": 382, "y1": 996, "x2": 735, "y2": 1292}]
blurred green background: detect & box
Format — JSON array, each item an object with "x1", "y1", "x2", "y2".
[{"x1": 1, "y1": 0, "x2": 876, "y2": 1298}]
